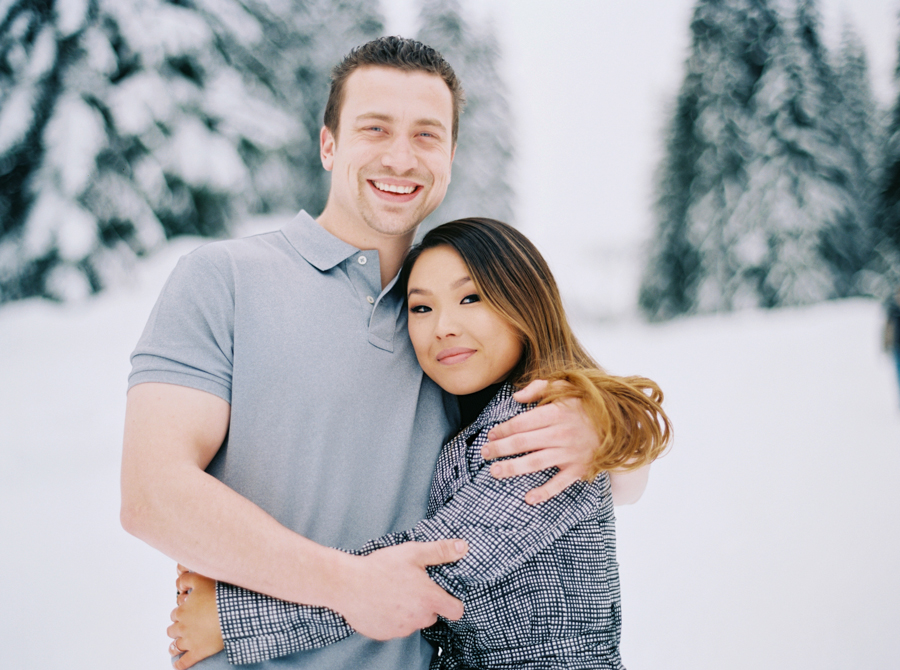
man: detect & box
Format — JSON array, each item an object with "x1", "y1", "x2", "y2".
[{"x1": 122, "y1": 37, "x2": 644, "y2": 670}]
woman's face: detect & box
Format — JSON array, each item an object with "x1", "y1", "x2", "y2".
[{"x1": 406, "y1": 245, "x2": 523, "y2": 396}]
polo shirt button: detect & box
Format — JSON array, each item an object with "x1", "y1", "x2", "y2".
[
  {"x1": 367, "y1": 296, "x2": 375, "y2": 304},
  {"x1": 358, "y1": 256, "x2": 367, "y2": 265}
]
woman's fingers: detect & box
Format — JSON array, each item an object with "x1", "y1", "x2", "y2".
[
  {"x1": 176, "y1": 571, "x2": 199, "y2": 596},
  {"x1": 173, "y1": 650, "x2": 203, "y2": 670}
]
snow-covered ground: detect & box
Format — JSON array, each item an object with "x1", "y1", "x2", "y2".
[{"x1": 1, "y1": 232, "x2": 898, "y2": 669}]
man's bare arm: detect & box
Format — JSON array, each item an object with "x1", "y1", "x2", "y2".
[{"x1": 120, "y1": 382, "x2": 465, "y2": 639}]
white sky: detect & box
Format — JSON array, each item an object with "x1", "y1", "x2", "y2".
[{"x1": 383, "y1": 0, "x2": 900, "y2": 315}]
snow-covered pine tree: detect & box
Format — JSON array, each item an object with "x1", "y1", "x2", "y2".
[
  {"x1": 833, "y1": 19, "x2": 883, "y2": 294},
  {"x1": 416, "y1": 0, "x2": 514, "y2": 231},
  {"x1": 0, "y1": 0, "x2": 328, "y2": 303},
  {"x1": 640, "y1": 0, "x2": 780, "y2": 320},
  {"x1": 730, "y1": 0, "x2": 869, "y2": 307},
  {"x1": 874, "y1": 13, "x2": 900, "y2": 286}
]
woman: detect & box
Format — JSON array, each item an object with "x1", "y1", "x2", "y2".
[{"x1": 168, "y1": 218, "x2": 671, "y2": 669}]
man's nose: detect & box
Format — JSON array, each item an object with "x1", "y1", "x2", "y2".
[{"x1": 381, "y1": 135, "x2": 417, "y2": 173}]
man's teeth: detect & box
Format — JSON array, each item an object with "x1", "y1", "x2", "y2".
[{"x1": 373, "y1": 181, "x2": 416, "y2": 194}]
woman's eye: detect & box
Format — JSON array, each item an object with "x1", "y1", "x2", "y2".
[
  {"x1": 461, "y1": 294, "x2": 481, "y2": 304},
  {"x1": 409, "y1": 304, "x2": 431, "y2": 314}
]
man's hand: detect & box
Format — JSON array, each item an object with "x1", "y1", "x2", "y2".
[
  {"x1": 482, "y1": 380, "x2": 596, "y2": 505},
  {"x1": 334, "y1": 539, "x2": 468, "y2": 640}
]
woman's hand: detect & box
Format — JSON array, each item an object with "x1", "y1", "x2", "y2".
[{"x1": 167, "y1": 565, "x2": 224, "y2": 669}]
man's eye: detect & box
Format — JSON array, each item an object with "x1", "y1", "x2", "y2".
[
  {"x1": 409, "y1": 304, "x2": 431, "y2": 313},
  {"x1": 461, "y1": 294, "x2": 480, "y2": 304}
]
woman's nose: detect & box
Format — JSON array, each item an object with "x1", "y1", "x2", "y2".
[{"x1": 435, "y1": 310, "x2": 461, "y2": 339}]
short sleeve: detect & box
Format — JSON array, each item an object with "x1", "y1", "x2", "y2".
[{"x1": 128, "y1": 248, "x2": 235, "y2": 403}]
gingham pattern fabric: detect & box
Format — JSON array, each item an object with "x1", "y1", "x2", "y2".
[{"x1": 217, "y1": 384, "x2": 624, "y2": 668}]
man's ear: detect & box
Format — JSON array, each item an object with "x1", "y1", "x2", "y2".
[{"x1": 320, "y1": 126, "x2": 335, "y2": 171}]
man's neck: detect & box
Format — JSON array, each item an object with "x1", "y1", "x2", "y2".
[{"x1": 317, "y1": 210, "x2": 417, "y2": 288}]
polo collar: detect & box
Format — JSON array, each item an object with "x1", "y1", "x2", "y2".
[{"x1": 281, "y1": 210, "x2": 359, "y2": 271}]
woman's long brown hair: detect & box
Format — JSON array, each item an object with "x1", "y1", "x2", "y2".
[{"x1": 400, "y1": 218, "x2": 671, "y2": 477}]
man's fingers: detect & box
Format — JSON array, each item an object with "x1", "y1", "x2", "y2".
[
  {"x1": 524, "y1": 470, "x2": 579, "y2": 506},
  {"x1": 415, "y1": 538, "x2": 469, "y2": 567},
  {"x1": 433, "y1": 588, "x2": 465, "y2": 621},
  {"x1": 510, "y1": 379, "x2": 548, "y2": 404},
  {"x1": 489, "y1": 450, "x2": 557, "y2": 479},
  {"x1": 484, "y1": 405, "x2": 560, "y2": 456}
]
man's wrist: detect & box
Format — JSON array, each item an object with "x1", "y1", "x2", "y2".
[{"x1": 298, "y1": 545, "x2": 358, "y2": 613}]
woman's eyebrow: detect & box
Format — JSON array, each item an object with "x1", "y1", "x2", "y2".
[
  {"x1": 407, "y1": 276, "x2": 472, "y2": 298},
  {"x1": 450, "y1": 276, "x2": 472, "y2": 289}
]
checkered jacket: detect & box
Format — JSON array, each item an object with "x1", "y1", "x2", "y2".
[{"x1": 216, "y1": 384, "x2": 624, "y2": 668}]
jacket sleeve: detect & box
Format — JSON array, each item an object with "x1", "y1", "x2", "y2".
[
  {"x1": 215, "y1": 533, "x2": 411, "y2": 665},
  {"x1": 385, "y1": 450, "x2": 610, "y2": 601}
]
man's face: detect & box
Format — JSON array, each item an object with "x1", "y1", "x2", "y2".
[{"x1": 321, "y1": 66, "x2": 455, "y2": 240}]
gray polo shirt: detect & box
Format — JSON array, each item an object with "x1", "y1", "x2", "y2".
[{"x1": 129, "y1": 211, "x2": 458, "y2": 670}]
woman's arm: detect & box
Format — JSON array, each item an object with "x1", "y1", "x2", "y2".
[{"x1": 387, "y1": 454, "x2": 607, "y2": 599}]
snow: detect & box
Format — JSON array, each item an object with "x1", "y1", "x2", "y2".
[
  {"x1": 25, "y1": 25, "x2": 58, "y2": 80},
  {"x1": 161, "y1": 117, "x2": 249, "y2": 191},
  {"x1": 195, "y1": 0, "x2": 264, "y2": 45},
  {"x1": 42, "y1": 93, "x2": 107, "y2": 198},
  {"x1": 107, "y1": 0, "x2": 213, "y2": 70},
  {"x1": 0, "y1": 84, "x2": 36, "y2": 154},
  {"x1": 54, "y1": 0, "x2": 89, "y2": 39},
  {"x1": 204, "y1": 71, "x2": 303, "y2": 150},
  {"x1": 23, "y1": 189, "x2": 96, "y2": 262},
  {"x1": 107, "y1": 71, "x2": 174, "y2": 137},
  {"x1": 1, "y1": 230, "x2": 898, "y2": 669}
]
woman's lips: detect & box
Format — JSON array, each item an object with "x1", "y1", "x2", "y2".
[{"x1": 436, "y1": 347, "x2": 476, "y2": 365}]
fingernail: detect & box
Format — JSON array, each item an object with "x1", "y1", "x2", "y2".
[
  {"x1": 454, "y1": 540, "x2": 468, "y2": 553},
  {"x1": 481, "y1": 446, "x2": 490, "y2": 458}
]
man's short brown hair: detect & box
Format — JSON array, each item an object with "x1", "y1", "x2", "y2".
[{"x1": 324, "y1": 36, "x2": 465, "y2": 145}]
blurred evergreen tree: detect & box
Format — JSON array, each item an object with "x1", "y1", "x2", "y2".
[
  {"x1": 873, "y1": 13, "x2": 900, "y2": 288},
  {"x1": 0, "y1": 0, "x2": 384, "y2": 303},
  {"x1": 641, "y1": 0, "x2": 874, "y2": 319},
  {"x1": 640, "y1": 0, "x2": 779, "y2": 319},
  {"x1": 728, "y1": 0, "x2": 869, "y2": 307},
  {"x1": 416, "y1": 0, "x2": 514, "y2": 232},
  {"x1": 832, "y1": 19, "x2": 883, "y2": 293}
]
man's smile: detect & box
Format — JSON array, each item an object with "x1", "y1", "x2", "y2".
[{"x1": 371, "y1": 180, "x2": 419, "y2": 195}]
